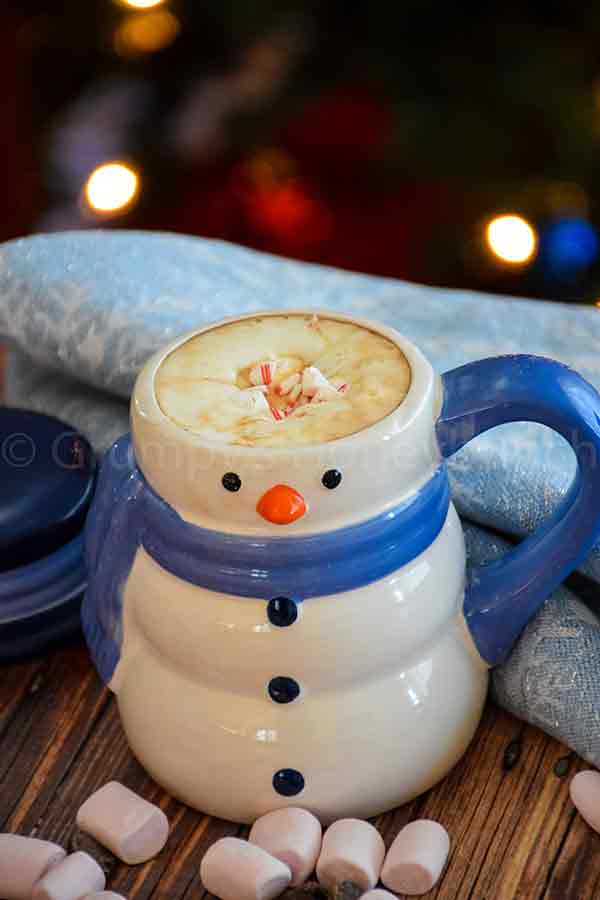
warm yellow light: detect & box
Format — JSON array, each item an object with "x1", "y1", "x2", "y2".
[
  {"x1": 486, "y1": 214, "x2": 537, "y2": 264},
  {"x1": 84, "y1": 163, "x2": 139, "y2": 214},
  {"x1": 114, "y1": 10, "x2": 180, "y2": 55},
  {"x1": 118, "y1": 0, "x2": 167, "y2": 9}
]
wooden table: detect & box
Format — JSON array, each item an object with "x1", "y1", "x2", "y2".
[
  {"x1": 1, "y1": 635, "x2": 598, "y2": 899},
  {"x1": 1, "y1": 344, "x2": 599, "y2": 899}
]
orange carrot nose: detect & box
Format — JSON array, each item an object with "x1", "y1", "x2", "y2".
[{"x1": 257, "y1": 484, "x2": 306, "y2": 525}]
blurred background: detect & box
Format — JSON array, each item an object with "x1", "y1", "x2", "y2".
[{"x1": 5, "y1": 1, "x2": 600, "y2": 304}]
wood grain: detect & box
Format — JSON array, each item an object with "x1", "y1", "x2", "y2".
[{"x1": 0, "y1": 642, "x2": 598, "y2": 900}]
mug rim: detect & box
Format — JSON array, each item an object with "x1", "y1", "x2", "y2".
[{"x1": 133, "y1": 307, "x2": 437, "y2": 459}]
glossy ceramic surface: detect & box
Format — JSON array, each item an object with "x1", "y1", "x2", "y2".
[
  {"x1": 83, "y1": 310, "x2": 600, "y2": 823},
  {"x1": 0, "y1": 408, "x2": 95, "y2": 661}
]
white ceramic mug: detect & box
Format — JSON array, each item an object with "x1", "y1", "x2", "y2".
[{"x1": 84, "y1": 309, "x2": 600, "y2": 823}]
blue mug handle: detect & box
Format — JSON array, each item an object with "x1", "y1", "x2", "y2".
[{"x1": 436, "y1": 354, "x2": 600, "y2": 667}]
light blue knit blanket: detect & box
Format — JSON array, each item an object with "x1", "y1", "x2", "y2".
[{"x1": 1, "y1": 230, "x2": 599, "y2": 763}]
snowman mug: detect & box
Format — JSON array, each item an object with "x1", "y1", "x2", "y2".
[{"x1": 83, "y1": 309, "x2": 600, "y2": 824}]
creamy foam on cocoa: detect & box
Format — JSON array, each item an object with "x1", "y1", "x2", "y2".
[{"x1": 155, "y1": 314, "x2": 411, "y2": 447}]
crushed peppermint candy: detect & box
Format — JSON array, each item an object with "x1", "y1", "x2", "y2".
[
  {"x1": 250, "y1": 360, "x2": 279, "y2": 386},
  {"x1": 242, "y1": 361, "x2": 349, "y2": 423},
  {"x1": 277, "y1": 372, "x2": 302, "y2": 396},
  {"x1": 237, "y1": 388, "x2": 270, "y2": 413},
  {"x1": 300, "y1": 366, "x2": 338, "y2": 399}
]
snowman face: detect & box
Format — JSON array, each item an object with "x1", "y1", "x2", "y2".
[
  {"x1": 131, "y1": 311, "x2": 441, "y2": 535},
  {"x1": 204, "y1": 456, "x2": 350, "y2": 532},
  {"x1": 220, "y1": 466, "x2": 343, "y2": 526}
]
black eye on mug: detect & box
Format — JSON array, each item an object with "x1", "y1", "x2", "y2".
[
  {"x1": 222, "y1": 472, "x2": 242, "y2": 492},
  {"x1": 322, "y1": 469, "x2": 342, "y2": 490}
]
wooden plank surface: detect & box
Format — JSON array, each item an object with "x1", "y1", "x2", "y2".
[
  {"x1": 0, "y1": 642, "x2": 597, "y2": 900},
  {"x1": 1, "y1": 344, "x2": 599, "y2": 899}
]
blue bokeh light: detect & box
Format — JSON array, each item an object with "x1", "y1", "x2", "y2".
[{"x1": 543, "y1": 218, "x2": 598, "y2": 271}]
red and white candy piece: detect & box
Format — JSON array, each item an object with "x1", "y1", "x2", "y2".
[
  {"x1": 381, "y1": 820, "x2": 450, "y2": 896},
  {"x1": 277, "y1": 373, "x2": 301, "y2": 396},
  {"x1": 250, "y1": 360, "x2": 278, "y2": 387},
  {"x1": 76, "y1": 781, "x2": 169, "y2": 865},
  {"x1": 32, "y1": 852, "x2": 105, "y2": 900},
  {"x1": 570, "y1": 769, "x2": 600, "y2": 832},
  {"x1": 200, "y1": 836, "x2": 292, "y2": 900},
  {"x1": 316, "y1": 819, "x2": 385, "y2": 891},
  {"x1": 238, "y1": 388, "x2": 271, "y2": 414},
  {"x1": 249, "y1": 807, "x2": 322, "y2": 886},
  {"x1": 0, "y1": 835, "x2": 66, "y2": 900},
  {"x1": 331, "y1": 378, "x2": 349, "y2": 395},
  {"x1": 300, "y1": 367, "x2": 337, "y2": 399}
]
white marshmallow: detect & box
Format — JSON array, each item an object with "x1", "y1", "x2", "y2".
[
  {"x1": 0, "y1": 835, "x2": 66, "y2": 900},
  {"x1": 76, "y1": 782, "x2": 169, "y2": 865},
  {"x1": 381, "y1": 820, "x2": 450, "y2": 896},
  {"x1": 316, "y1": 819, "x2": 385, "y2": 891},
  {"x1": 200, "y1": 836, "x2": 292, "y2": 900},
  {"x1": 249, "y1": 808, "x2": 322, "y2": 886},
  {"x1": 570, "y1": 770, "x2": 600, "y2": 832},
  {"x1": 32, "y1": 852, "x2": 105, "y2": 900}
]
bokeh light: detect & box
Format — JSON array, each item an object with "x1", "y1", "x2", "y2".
[
  {"x1": 543, "y1": 219, "x2": 598, "y2": 271},
  {"x1": 117, "y1": 0, "x2": 167, "y2": 9},
  {"x1": 114, "y1": 10, "x2": 180, "y2": 56},
  {"x1": 84, "y1": 162, "x2": 140, "y2": 214},
  {"x1": 486, "y1": 214, "x2": 537, "y2": 264}
]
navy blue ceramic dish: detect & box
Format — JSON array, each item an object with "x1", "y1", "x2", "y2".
[{"x1": 0, "y1": 408, "x2": 95, "y2": 661}]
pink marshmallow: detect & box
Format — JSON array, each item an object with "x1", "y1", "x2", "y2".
[
  {"x1": 200, "y1": 836, "x2": 292, "y2": 900},
  {"x1": 83, "y1": 895, "x2": 127, "y2": 900},
  {"x1": 76, "y1": 782, "x2": 169, "y2": 865},
  {"x1": 570, "y1": 770, "x2": 600, "y2": 832},
  {"x1": 316, "y1": 819, "x2": 385, "y2": 891},
  {"x1": 381, "y1": 820, "x2": 450, "y2": 896},
  {"x1": 0, "y1": 835, "x2": 66, "y2": 900},
  {"x1": 362, "y1": 891, "x2": 397, "y2": 900},
  {"x1": 249, "y1": 808, "x2": 322, "y2": 886},
  {"x1": 32, "y1": 852, "x2": 105, "y2": 900}
]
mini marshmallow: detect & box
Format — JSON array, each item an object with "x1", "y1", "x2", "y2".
[
  {"x1": 570, "y1": 770, "x2": 600, "y2": 832},
  {"x1": 361, "y1": 891, "x2": 397, "y2": 900},
  {"x1": 32, "y1": 852, "x2": 105, "y2": 900},
  {"x1": 200, "y1": 836, "x2": 292, "y2": 900},
  {"x1": 0, "y1": 835, "x2": 66, "y2": 900},
  {"x1": 76, "y1": 782, "x2": 169, "y2": 865},
  {"x1": 250, "y1": 361, "x2": 278, "y2": 386},
  {"x1": 249, "y1": 808, "x2": 322, "y2": 886},
  {"x1": 83, "y1": 894, "x2": 127, "y2": 900},
  {"x1": 381, "y1": 820, "x2": 450, "y2": 896},
  {"x1": 316, "y1": 819, "x2": 385, "y2": 891}
]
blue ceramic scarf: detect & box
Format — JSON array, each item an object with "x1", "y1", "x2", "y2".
[{"x1": 83, "y1": 434, "x2": 450, "y2": 683}]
